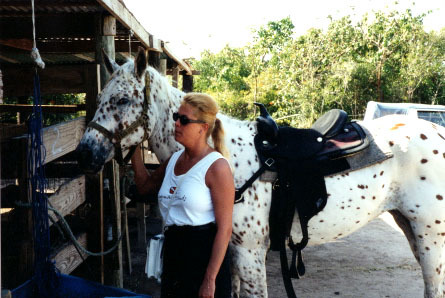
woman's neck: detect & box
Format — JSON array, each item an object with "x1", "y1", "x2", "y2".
[{"x1": 183, "y1": 141, "x2": 212, "y2": 161}]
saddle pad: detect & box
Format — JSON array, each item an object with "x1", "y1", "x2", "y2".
[{"x1": 333, "y1": 124, "x2": 393, "y2": 176}]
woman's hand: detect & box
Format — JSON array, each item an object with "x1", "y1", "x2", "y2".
[
  {"x1": 130, "y1": 145, "x2": 168, "y2": 195},
  {"x1": 199, "y1": 274, "x2": 216, "y2": 298}
]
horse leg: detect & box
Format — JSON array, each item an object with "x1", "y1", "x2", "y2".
[
  {"x1": 230, "y1": 244, "x2": 268, "y2": 298},
  {"x1": 388, "y1": 210, "x2": 420, "y2": 263},
  {"x1": 409, "y1": 221, "x2": 445, "y2": 298}
]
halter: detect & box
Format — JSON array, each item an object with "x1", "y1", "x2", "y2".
[{"x1": 87, "y1": 72, "x2": 151, "y2": 166}]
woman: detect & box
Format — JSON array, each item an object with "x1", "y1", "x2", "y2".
[{"x1": 131, "y1": 93, "x2": 234, "y2": 298}]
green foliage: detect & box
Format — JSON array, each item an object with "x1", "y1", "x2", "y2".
[
  {"x1": 1, "y1": 93, "x2": 85, "y2": 126},
  {"x1": 192, "y1": 7, "x2": 445, "y2": 127}
]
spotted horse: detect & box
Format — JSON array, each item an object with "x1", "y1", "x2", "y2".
[{"x1": 76, "y1": 48, "x2": 445, "y2": 298}]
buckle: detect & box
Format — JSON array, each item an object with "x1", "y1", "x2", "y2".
[{"x1": 265, "y1": 158, "x2": 275, "y2": 168}]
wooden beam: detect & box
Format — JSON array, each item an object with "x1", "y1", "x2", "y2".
[
  {"x1": 0, "y1": 104, "x2": 86, "y2": 113},
  {"x1": 96, "y1": 0, "x2": 162, "y2": 52},
  {"x1": 0, "y1": 15, "x2": 95, "y2": 39},
  {"x1": 0, "y1": 54, "x2": 19, "y2": 64},
  {"x1": 52, "y1": 232, "x2": 88, "y2": 275},
  {"x1": 48, "y1": 176, "x2": 86, "y2": 226},
  {"x1": 167, "y1": 69, "x2": 200, "y2": 76},
  {"x1": 41, "y1": 117, "x2": 86, "y2": 165},
  {"x1": 0, "y1": 39, "x2": 141, "y2": 54},
  {"x1": 73, "y1": 53, "x2": 95, "y2": 62},
  {"x1": 0, "y1": 38, "x2": 33, "y2": 51},
  {"x1": 162, "y1": 42, "x2": 192, "y2": 75},
  {"x1": 2, "y1": 64, "x2": 100, "y2": 97}
]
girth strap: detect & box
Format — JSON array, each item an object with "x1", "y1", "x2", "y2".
[{"x1": 234, "y1": 158, "x2": 275, "y2": 204}]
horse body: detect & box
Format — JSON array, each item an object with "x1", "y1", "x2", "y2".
[{"x1": 77, "y1": 50, "x2": 445, "y2": 298}]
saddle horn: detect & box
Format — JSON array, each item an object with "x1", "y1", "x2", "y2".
[{"x1": 254, "y1": 102, "x2": 278, "y2": 142}]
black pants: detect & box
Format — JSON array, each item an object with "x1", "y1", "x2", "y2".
[{"x1": 161, "y1": 223, "x2": 232, "y2": 298}]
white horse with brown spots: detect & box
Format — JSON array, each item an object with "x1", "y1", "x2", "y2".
[{"x1": 76, "y1": 48, "x2": 445, "y2": 298}]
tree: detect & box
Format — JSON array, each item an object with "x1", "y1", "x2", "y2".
[{"x1": 192, "y1": 7, "x2": 445, "y2": 127}]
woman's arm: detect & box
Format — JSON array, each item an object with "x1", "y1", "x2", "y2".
[
  {"x1": 200, "y1": 158, "x2": 234, "y2": 298},
  {"x1": 130, "y1": 146, "x2": 168, "y2": 195}
]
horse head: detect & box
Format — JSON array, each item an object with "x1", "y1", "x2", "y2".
[{"x1": 76, "y1": 47, "x2": 153, "y2": 174}]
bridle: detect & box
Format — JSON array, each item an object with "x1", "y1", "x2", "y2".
[{"x1": 87, "y1": 73, "x2": 151, "y2": 166}]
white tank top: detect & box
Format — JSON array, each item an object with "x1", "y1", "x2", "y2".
[{"x1": 158, "y1": 149, "x2": 225, "y2": 227}]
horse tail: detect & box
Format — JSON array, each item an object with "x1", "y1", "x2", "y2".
[{"x1": 212, "y1": 118, "x2": 230, "y2": 159}]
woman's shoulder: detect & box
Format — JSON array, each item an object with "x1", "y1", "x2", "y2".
[{"x1": 205, "y1": 155, "x2": 232, "y2": 177}]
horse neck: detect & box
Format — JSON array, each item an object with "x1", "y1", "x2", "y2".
[
  {"x1": 145, "y1": 67, "x2": 184, "y2": 163},
  {"x1": 216, "y1": 113, "x2": 257, "y2": 156}
]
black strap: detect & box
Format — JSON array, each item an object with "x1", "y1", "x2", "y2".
[
  {"x1": 234, "y1": 158, "x2": 275, "y2": 204},
  {"x1": 280, "y1": 245, "x2": 298, "y2": 298}
]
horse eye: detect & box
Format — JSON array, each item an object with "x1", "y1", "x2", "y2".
[{"x1": 117, "y1": 97, "x2": 129, "y2": 105}]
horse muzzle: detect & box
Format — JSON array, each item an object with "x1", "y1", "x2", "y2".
[{"x1": 75, "y1": 142, "x2": 107, "y2": 174}]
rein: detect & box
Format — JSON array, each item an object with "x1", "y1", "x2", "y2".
[{"x1": 87, "y1": 73, "x2": 151, "y2": 166}]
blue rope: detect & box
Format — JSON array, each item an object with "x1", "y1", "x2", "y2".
[{"x1": 28, "y1": 71, "x2": 59, "y2": 296}]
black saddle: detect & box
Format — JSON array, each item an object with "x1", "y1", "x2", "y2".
[
  {"x1": 254, "y1": 103, "x2": 367, "y2": 165},
  {"x1": 247, "y1": 103, "x2": 369, "y2": 298}
]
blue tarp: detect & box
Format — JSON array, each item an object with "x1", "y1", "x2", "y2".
[{"x1": 11, "y1": 274, "x2": 151, "y2": 298}]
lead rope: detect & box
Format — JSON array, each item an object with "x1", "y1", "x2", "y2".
[
  {"x1": 28, "y1": 2, "x2": 59, "y2": 295},
  {"x1": 30, "y1": 0, "x2": 44, "y2": 69}
]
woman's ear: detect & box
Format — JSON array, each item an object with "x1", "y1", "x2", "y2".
[{"x1": 202, "y1": 123, "x2": 210, "y2": 134}]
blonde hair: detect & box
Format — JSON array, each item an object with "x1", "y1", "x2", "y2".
[{"x1": 182, "y1": 93, "x2": 229, "y2": 158}]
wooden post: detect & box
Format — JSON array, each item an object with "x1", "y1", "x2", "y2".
[
  {"x1": 182, "y1": 74, "x2": 194, "y2": 93},
  {"x1": 0, "y1": 68, "x2": 3, "y2": 103},
  {"x1": 99, "y1": 171, "x2": 105, "y2": 284},
  {"x1": 16, "y1": 137, "x2": 33, "y2": 286},
  {"x1": 85, "y1": 64, "x2": 101, "y2": 122},
  {"x1": 95, "y1": 13, "x2": 116, "y2": 88},
  {"x1": 159, "y1": 59, "x2": 167, "y2": 76},
  {"x1": 109, "y1": 161, "x2": 123, "y2": 287},
  {"x1": 148, "y1": 51, "x2": 160, "y2": 70},
  {"x1": 136, "y1": 202, "x2": 147, "y2": 249},
  {"x1": 87, "y1": 12, "x2": 118, "y2": 285},
  {"x1": 137, "y1": 143, "x2": 147, "y2": 248},
  {"x1": 171, "y1": 66, "x2": 179, "y2": 88},
  {"x1": 121, "y1": 176, "x2": 132, "y2": 274}
]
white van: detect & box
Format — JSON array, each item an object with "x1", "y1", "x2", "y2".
[{"x1": 363, "y1": 101, "x2": 445, "y2": 127}]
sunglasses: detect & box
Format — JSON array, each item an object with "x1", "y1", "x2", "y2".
[{"x1": 173, "y1": 112, "x2": 206, "y2": 125}]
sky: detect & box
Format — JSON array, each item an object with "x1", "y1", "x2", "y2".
[{"x1": 123, "y1": 0, "x2": 445, "y2": 59}]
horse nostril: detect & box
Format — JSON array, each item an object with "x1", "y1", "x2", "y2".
[{"x1": 76, "y1": 145, "x2": 93, "y2": 169}]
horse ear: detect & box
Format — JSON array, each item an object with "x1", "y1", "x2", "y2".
[
  {"x1": 102, "y1": 49, "x2": 119, "y2": 74},
  {"x1": 135, "y1": 47, "x2": 147, "y2": 78}
]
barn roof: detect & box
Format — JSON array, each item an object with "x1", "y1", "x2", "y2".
[{"x1": 0, "y1": 0, "x2": 193, "y2": 74}]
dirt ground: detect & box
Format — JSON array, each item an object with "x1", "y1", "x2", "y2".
[{"x1": 123, "y1": 213, "x2": 423, "y2": 298}]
